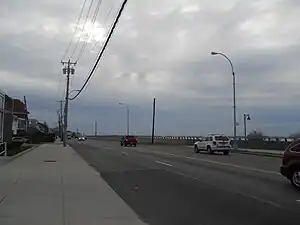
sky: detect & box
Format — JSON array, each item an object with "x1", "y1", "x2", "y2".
[{"x1": 1, "y1": 0, "x2": 300, "y2": 137}]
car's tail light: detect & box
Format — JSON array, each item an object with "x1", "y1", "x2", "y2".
[{"x1": 213, "y1": 141, "x2": 217, "y2": 145}]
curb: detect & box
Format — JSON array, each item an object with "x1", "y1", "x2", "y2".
[{"x1": 232, "y1": 150, "x2": 283, "y2": 158}]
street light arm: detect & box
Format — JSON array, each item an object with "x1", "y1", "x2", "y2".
[
  {"x1": 212, "y1": 52, "x2": 235, "y2": 75},
  {"x1": 119, "y1": 102, "x2": 129, "y2": 110}
]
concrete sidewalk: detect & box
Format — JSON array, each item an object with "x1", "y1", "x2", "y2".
[{"x1": 0, "y1": 143, "x2": 147, "y2": 225}]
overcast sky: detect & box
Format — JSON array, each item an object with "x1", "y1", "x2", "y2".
[{"x1": 1, "y1": 0, "x2": 300, "y2": 136}]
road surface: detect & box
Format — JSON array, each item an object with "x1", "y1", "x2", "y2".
[{"x1": 70, "y1": 139, "x2": 300, "y2": 225}]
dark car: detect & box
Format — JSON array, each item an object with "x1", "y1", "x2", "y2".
[
  {"x1": 120, "y1": 135, "x2": 137, "y2": 147},
  {"x1": 280, "y1": 139, "x2": 300, "y2": 189}
]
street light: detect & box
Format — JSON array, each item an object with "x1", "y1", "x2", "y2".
[
  {"x1": 118, "y1": 102, "x2": 130, "y2": 136},
  {"x1": 211, "y1": 51, "x2": 237, "y2": 150},
  {"x1": 243, "y1": 113, "x2": 251, "y2": 140}
]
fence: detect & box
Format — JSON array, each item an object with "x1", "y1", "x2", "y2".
[{"x1": 0, "y1": 142, "x2": 7, "y2": 156}]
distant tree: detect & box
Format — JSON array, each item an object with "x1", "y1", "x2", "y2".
[
  {"x1": 43, "y1": 121, "x2": 49, "y2": 133},
  {"x1": 72, "y1": 132, "x2": 76, "y2": 138},
  {"x1": 247, "y1": 130, "x2": 265, "y2": 140}
]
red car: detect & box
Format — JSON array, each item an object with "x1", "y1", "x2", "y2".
[
  {"x1": 280, "y1": 139, "x2": 300, "y2": 189},
  {"x1": 120, "y1": 135, "x2": 137, "y2": 147}
]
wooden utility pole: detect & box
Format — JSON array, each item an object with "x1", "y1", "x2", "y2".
[
  {"x1": 24, "y1": 96, "x2": 28, "y2": 132},
  {"x1": 57, "y1": 100, "x2": 64, "y2": 140},
  {"x1": 61, "y1": 60, "x2": 76, "y2": 147}
]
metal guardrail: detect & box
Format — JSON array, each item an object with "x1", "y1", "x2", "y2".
[
  {"x1": 88, "y1": 135, "x2": 295, "y2": 150},
  {"x1": 0, "y1": 142, "x2": 7, "y2": 156},
  {"x1": 153, "y1": 136, "x2": 296, "y2": 142},
  {"x1": 88, "y1": 135, "x2": 297, "y2": 143}
]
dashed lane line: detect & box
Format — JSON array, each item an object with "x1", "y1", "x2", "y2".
[
  {"x1": 155, "y1": 161, "x2": 173, "y2": 167},
  {"x1": 128, "y1": 149, "x2": 280, "y2": 176}
]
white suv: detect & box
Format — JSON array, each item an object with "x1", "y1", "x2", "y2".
[{"x1": 194, "y1": 134, "x2": 231, "y2": 155}]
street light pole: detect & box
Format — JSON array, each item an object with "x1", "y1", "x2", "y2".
[
  {"x1": 119, "y1": 102, "x2": 130, "y2": 136},
  {"x1": 126, "y1": 107, "x2": 129, "y2": 136},
  {"x1": 211, "y1": 52, "x2": 237, "y2": 150},
  {"x1": 243, "y1": 113, "x2": 250, "y2": 140},
  {"x1": 95, "y1": 120, "x2": 98, "y2": 136},
  {"x1": 151, "y1": 97, "x2": 156, "y2": 144}
]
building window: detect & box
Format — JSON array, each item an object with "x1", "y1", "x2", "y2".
[{"x1": 17, "y1": 119, "x2": 26, "y2": 130}]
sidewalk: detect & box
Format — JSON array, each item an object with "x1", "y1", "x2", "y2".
[{"x1": 0, "y1": 143, "x2": 147, "y2": 225}]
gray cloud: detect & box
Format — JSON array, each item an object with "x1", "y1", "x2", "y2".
[{"x1": 1, "y1": 0, "x2": 300, "y2": 136}]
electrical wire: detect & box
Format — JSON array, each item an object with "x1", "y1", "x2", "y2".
[
  {"x1": 61, "y1": 0, "x2": 88, "y2": 60},
  {"x1": 91, "y1": 0, "x2": 116, "y2": 52},
  {"x1": 69, "y1": 0, "x2": 128, "y2": 101},
  {"x1": 70, "y1": 0, "x2": 95, "y2": 60},
  {"x1": 75, "y1": 0, "x2": 103, "y2": 62},
  {"x1": 70, "y1": 0, "x2": 124, "y2": 98}
]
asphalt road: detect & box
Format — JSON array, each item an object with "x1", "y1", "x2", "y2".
[{"x1": 70, "y1": 139, "x2": 300, "y2": 225}]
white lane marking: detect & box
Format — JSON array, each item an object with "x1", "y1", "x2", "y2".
[
  {"x1": 155, "y1": 161, "x2": 173, "y2": 167},
  {"x1": 129, "y1": 148, "x2": 280, "y2": 176},
  {"x1": 172, "y1": 171, "x2": 282, "y2": 208},
  {"x1": 122, "y1": 151, "x2": 128, "y2": 156}
]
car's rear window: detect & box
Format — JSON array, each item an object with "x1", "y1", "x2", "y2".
[
  {"x1": 215, "y1": 136, "x2": 229, "y2": 141},
  {"x1": 126, "y1": 136, "x2": 135, "y2": 138}
]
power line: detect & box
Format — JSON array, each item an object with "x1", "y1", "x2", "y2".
[
  {"x1": 75, "y1": 0, "x2": 103, "y2": 62},
  {"x1": 91, "y1": 1, "x2": 116, "y2": 52},
  {"x1": 69, "y1": 0, "x2": 128, "y2": 101},
  {"x1": 62, "y1": 0, "x2": 88, "y2": 60},
  {"x1": 70, "y1": 0, "x2": 95, "y2": 60}
]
